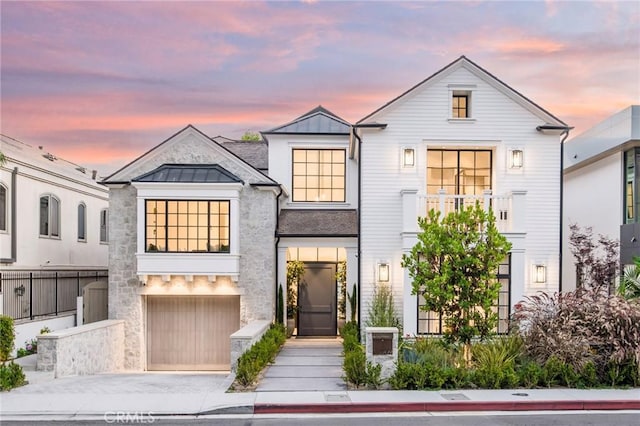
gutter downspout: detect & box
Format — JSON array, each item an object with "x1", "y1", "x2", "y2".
[
  {"x1": 274, "y1": 185, "x2": 283, "y2": 324},
  {"x1": 0, "y1": 167, "x2": 17, "y2": 264}
]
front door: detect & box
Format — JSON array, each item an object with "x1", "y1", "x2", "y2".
[{"x1": 297, "y1": 262, "x2": 337, "y2": 336}]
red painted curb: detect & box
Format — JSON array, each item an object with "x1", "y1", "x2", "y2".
[{"x1": 253, "y1": 400, "x2": 640, "y2": 414}]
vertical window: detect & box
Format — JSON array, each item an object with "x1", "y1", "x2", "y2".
[
  {"x1": 292, "y1": 149, "x2": 345, "y2": 202},
  {"x1": 0, "y1": 184, "x2": 6, "y2": 232},
  {"x1": 39, "y1": 194, "x2": 60, "y2": 237},
  {"x1": 100, "y1": 209, "x2": 109, "y2": 243},
  {"x1": 452, "y1": 94, "x2": 468, "y2": 118},
  {"x1": 624, "y1": 149, "x2": 636, "y2": 224},
  {"x1": 145, "y1": 200, "x2": 229, "y2": 253},
  {"x1": 78, "y1": 203, "x2": 86, "y2": 241}
]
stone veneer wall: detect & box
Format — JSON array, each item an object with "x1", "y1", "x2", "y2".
[
  {"x1": 108, "y1": 133, "x2": 277, "y2": 370},
  {"x1": 229, "y1": 320, "x2": 271, "y2": 370},
  {"x1": 37, "y1": 320, "x2": 125, "y2": 378}
]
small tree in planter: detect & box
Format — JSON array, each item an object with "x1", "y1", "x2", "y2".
[
  {"x1": 286, "y1": 260, "x2": 305, "y2": 332},
  {"x1": 402, "y1": 203, "x2": 511, "y2": 365}
]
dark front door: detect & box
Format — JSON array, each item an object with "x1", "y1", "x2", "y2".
[{"x1": 297, "y1": 262, "x2": 337, "y2": 336}]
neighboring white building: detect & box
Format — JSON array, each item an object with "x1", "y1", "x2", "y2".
[
  {"x1": 354, "y1": 56, "x2": 569, "y2": 336},
  {"x1": 563, "y1": 105, "x2": 640, "y2": 291},
  {"x1": 0, "y1": 134, "x2": 109, "y2": 350}
]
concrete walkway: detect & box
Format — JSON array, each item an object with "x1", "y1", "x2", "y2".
[{"x1": 256, "y1": 337, "x2": 345, "y2": 392}]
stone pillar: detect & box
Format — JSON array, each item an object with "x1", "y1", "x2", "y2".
[
  {"x1": 365, "y1": 327, "x2": 399, "y2": 381},
  {"x1": 76, "y1": 296, "x2": 84, "y2": 326}
]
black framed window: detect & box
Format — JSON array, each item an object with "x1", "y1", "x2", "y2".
[
  {"x1": 39, "y1": 194, "x2": 60, "y2": 237},
  {"x1": 145, "y1": 200, "x2": 229, "y2": 253},
  {"x1": 427, "y1": 149, "x2": 492, "y2": 196},
  {"x1": 292, "y1": 149, "x2": 345, "y2": 202},
  {"x1": 100, "y1": 209, "x2": 109, "y2": 243},
  {"x1": 452, "y1": 94, "x2": 469, "y2": 118},
  {"x1": 78, "y1": 203, "x2": 86, "y2": 241},
  {"x1": 417, "y1": 255, "x2": 511, "y2": 335},
  {"x1": 0, "y1": 184, "x2": 6, "y2": 232}
]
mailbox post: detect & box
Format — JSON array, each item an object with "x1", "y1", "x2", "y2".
[{"x1": 365, "y1": 327, "x2": 399, "y2": 382}]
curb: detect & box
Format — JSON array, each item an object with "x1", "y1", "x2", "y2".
[{"x1": 254, "y1": 400, "x2": 640, "y2": 414}]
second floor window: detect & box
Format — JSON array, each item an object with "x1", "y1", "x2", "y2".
[
  {"x1": 100, "y1": 208, "x2": 109, "y2": 243},
  {"x1": 145, "y1": 200, "x2": 229, "y2": 253},
  {"x1": 78, "y1": 203, "x2": 86, "y2": 241},
  {"x1": 292, "y1": 149, "x2": 345, "y2": 202},
  {"x1": 40, "y1": 194, "x2": 60, "y2": 238},
  {"x1": 452, "y1": 94, "x2": 469, "y2": 118}
]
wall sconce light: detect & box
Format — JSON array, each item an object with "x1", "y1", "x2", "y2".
[
  {"x1": 403, "y1": 148, "x2": 415, "y2": 167},
  {"x1": 378, "y1": 262, "x2": 390, "y2": 282},
  {"x1": 510, "y1": 149, "x2": 523, "y2": 169},
  {"x1": 14, "y1": 285, "x2": 25, "y2": 297},
  {"x1": 534, "y1": 264, "x2": 546, "y2": 284}
]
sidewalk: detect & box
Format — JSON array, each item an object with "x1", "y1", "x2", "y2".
[{"x1": 1, "y1": 355, "x2": 638, "y2": 420}]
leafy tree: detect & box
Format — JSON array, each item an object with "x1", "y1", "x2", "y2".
[
  {"x1": 568, "y1": 223, "x2": 619, "y2": 293},
  {"x1": 401, "y1": 203, "x2": 511, "y2": 363},
  {"x1": 0, "y1": 151, "x2": 6, "y2": 165},
  {"x1": 286, "y1": 260, "x2": 305, "y2": 319},
  {"x1": 240, "y1": 131, "x2": 261, "y2": 141}
]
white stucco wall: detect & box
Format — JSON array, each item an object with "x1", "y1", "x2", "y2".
[{"x1": 563, "y1": 152, "x2": 622, "y2": 292}]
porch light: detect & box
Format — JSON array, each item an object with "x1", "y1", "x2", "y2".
[
  {"x1": 378, "y1": 262, "x2": 390, "y2": 282},
  {"x1": 510, "y1": 149, "x2": 523, "y2": 169},
  {"x1": 534, "y1": 264, "x2": 546, "y2": 284},
  {"x1": 403, "y1": 148, "x2": 415, "y2": 167}
]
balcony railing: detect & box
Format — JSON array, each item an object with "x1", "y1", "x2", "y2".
[{"x1": 402, "y1": 189, "x2": 526, "y2": 234}]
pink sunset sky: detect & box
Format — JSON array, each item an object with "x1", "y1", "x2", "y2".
[{"x1": 1, "y1": 0, "x2": 639, "y2": 175}]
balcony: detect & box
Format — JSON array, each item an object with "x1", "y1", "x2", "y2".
[{"x1": 402, "y1": 189, "x2": 526, "y2": 235}]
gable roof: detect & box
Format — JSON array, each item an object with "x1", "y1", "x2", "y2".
[
  {"x1": 101, "y1": 125, "x2": 276, "y2": 185},
  {"x1": 263, "y1": 105, "x2": 351, "y2": 135},
  {"x1": 132, "y1": 164, "x2": 243, "y2": 184},
  {"x1": 357, "y1": 55, "x2": 567, "y2": 126}
]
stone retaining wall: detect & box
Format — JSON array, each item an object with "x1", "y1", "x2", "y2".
[
  {"x1": 230, "y1": 320, "x2": 271, "y2": 370},
  {"x1": 37, "y1": 319, "x2": 125, "y2": 378}
]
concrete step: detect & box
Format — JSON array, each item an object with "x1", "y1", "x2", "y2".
[
  {"x1": 256, "y1": 377, "x2": 346, "y2": 392},
  {"x1": 272, "y1": 356, "x2": 343, "y2": 367},
  {"x1": 278, "y1": 348, "x2": 342, "y2": 357},
  {"x1": 264, "y1": 365, "x2": 343, "y2": 378}
]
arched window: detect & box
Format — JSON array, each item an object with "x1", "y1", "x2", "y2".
[
  {"x1": 40, "y1": 194, "x2": 60, "y2": 237},
  {"x1": 0, "y1": 184, "x2": 7, "y2": 232},
  {"x1": 100, "y1": 208, "x2": 108, "y2": 243},
  {"x1": 78, "y1": 203, "x2": 86, "y2": 241}
]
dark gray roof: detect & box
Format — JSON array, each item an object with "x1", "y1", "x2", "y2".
[
  {"x1": 217, "y1": 140, "x2": 268, "y2": 171},
  {"x1": 277, "y1": 209, "x2": 358, "y2": 237},
  {"x1": 264, "y1": 106, "x2": 351, "y2": 135},
  {"x1": 132, "y1": 164, "x2": 243, "y2": 183}
]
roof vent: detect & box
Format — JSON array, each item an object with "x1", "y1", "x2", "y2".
[{"x1": 43, "y1": 153, "x2": 56, "y2": 161}]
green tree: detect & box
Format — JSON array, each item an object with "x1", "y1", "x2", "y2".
[
  {"x1": 286, "y1": 260, "x2": 305, "y2": 319},
  {"x1": 401, "y1": 202, "x2": 511, "y2": 363},
  {"x1": 240, "y1": 131, "x2": 261, "y2": 141},
  {"x1": 619, "y1": 257, "x2": 640, "y2": 300},
  {"x1": 0, "y1": 151, "x2": 6, "y2": 165}
]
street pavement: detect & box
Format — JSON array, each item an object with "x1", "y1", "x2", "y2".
[{"x1": 1, "y1": 345, "x2": 639, "y2": 421}]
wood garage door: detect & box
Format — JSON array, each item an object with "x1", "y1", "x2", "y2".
[{"x1": 147, "y1": 296, "x2": 240, "y2": 371}]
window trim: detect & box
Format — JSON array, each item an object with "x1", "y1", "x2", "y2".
[
  {"x1": 291, "y1": 148, "x2": 346, "y2": 203},
  {"x1": 144, "y1": 199, "x2": 231, "y2": 254},
  {"x1": 77, "y1": 202, "x2": 87, "y2": 242},
  {"x1": 0, "y1": 183, "x2": 7, "y2": 233},
  {"x1": 39, "y1": 194, "x2": 61, "y2": 239},
  {"x1": 99, "y1": 208, "x2": 109, "y2": 244},
  {"x1": 448, "y1": 84, "x2": 476, "y2": 122}
]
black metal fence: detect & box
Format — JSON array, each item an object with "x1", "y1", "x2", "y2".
[{"x1": 0, "y1": 270, "x2": 108, "y2": 321}]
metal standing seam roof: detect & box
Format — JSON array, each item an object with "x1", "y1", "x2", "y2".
[
  {"x1": 264, "y1": 106, "x2": 351, "y2": 135},
  {"x1": 276, "y1": 209, "x2": 358, "y2": 237},
  {"x1": 132, "y1": 164, "x2": 243, "y2": 184}
]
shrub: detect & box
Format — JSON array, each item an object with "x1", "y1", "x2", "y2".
[
  {"x1": 471, "y1": 337, "x2": 520, "y2": 389},
  {"x1": 365, "y1": 361, "x2": 383, "y2": 389},
  {"x1": 234, "y1": 323, "x2": 286, "y2": 388},
  {"x1": 518, "y1": 360, "x2": 543, "y2": 388},
  {"x1": 343, "y1": 346, "x2": 367, "y2": 387},
  {"x1": 340, "y1": 321, "x2": 359, "y2": 340},
  {"x1": 514, "y1": 288, "x2": 640, "y2": 383},
  {"x1": 276, "y1": 284, "x2": 284, "y2": 325},
  {"x1": 365, "y1": 284, "x2": 400, "y2": 329},
  {"x1": 0, "y1": 361, "x2": 26, "y2": 391},
  {"x1": 0, "y1": 316, "x2": 15, "y2": 362}
]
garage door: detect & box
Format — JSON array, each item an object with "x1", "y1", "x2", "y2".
[{"x1": 147, "y1": 296, "x2": 240, "y2": 371}]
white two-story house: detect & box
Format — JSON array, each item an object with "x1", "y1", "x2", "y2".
[{"x1": 353, "y1": 56, "x2": 569, "y2": 336}]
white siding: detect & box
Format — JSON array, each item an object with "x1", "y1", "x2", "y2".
[
  {"x1": 359, "y1": 65, "x2": 563, "y2": 330},
  {"x1": 563, "y1": 152, "x2": 622, "y2": 291}
]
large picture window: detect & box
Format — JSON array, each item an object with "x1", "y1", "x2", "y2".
[
  {"x1": 39, "y1": 194, "x2": 60, "y2": 237},
  {"x1": 292, "y1": 149, "x2": 345, "y2": 202},
  {"x1": 417, "y1": 256, "x2": 511, "y2": 335},
  {"x1": 145, "y1": 200, "x2": 230, "y2": 253},
  {"x1": 427, "y1": 149, "x2": 492, "y2": 196}
]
